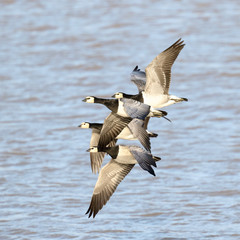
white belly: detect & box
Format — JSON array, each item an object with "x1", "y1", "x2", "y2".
[
  {"x1": 142, "y1": 92, "x2": 170, "y2": 108},
  {"x1": 115, "y1": 146, "x2": 136, "y2": 164},
  {"x1": 116, "y1": 127, "x2": 136, "y2": 140}
]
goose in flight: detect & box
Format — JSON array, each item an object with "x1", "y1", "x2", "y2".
[
  {"x1": 79, "y1": 120, "x2": 158, "y2": 173},
  {"x1": 86, "y1": 145, "x2": 161, "y2": 218},
  {"x1": 82, "y1": 97, "x2": 167, "y2": 149},
  {"x1": 113, "y1": 38, "x2": 188, "y2": 108},
  {"x1": 79, "y1": 122, "x2": 116, "y2": 174},
  {"x1": 82, "y1": 96, "x2": 166, "y2": 119}
]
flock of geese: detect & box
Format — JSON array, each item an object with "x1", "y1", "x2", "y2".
[{"x1": 80, "y1": 38, "x2": 188, "y2": 218}]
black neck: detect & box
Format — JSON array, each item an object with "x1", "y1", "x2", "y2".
[
  {"x1": 99, "y1": 146, "x2": 119, "y2": 159},
  {"x1": 89, "y1": 123, "x2": 103, "y2": 131},
  {"x1": 94, "y1": 97, "x2": 118, "y2": 113},
  {"x1": 123, "y1": 93, "x2": 143, "y2": 102}
]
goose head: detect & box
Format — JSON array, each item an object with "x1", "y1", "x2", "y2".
[
  {"x1": 82, "y1": 96, "x2": 95, "y2": 103},
  {"x1": 169, "y1": 95, "x2": 188, "y2": 103},
  {"x1": 112, "y1": 92, "x2": 124, "y2": 99},
  {"x1": 79, "y1": 122, "x2": 90, "y2": 128},
  {"x1": 86, "y1": 146, "x2": 99, "y2": 153}
]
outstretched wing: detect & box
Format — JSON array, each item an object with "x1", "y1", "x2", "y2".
[
  {"x1": 121, "y1": 98, "x2": 150, "y2": 120},
  {"x1": 86, "y1": 159, "x2": 134, "y2": 218},
  {"x1": 98, "y1": 113, "x2": 132, "y2": 148},
  {"x1": 129, "y1": 145, "x2": 156, "y2": 176},
  {"x1": 131, "y1": 66, "x2": 146, "y2": 92},
  {"x1": 131, "y1": 79, "x2": 146, "y2": 93},
  {"x1": 90, "y1": 152, "x2": 105, "y2": 174},
  {"x1": 145, "y1": 38, "x2": 185, "y2": 95},
  {"x1": 89, "y1": 129, "x2": 105, "y2": 174},
  {"x1": 127, "y1": 119, "x2": 151, "y2": 152}
]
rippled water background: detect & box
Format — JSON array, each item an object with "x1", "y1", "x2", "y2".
[{"x1": 1, "y1": 0, "x2": 240, "y2": 239}]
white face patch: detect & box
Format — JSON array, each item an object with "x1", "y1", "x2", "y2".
[
  {"x1": 85, "y1": 96, "x2": 95, "y2": 103},
  {"x1": 80, "y1": 122, "x2": 90, "y2": 128},
  {"x1": 88, "y1": 146, "x2": 98, "y2": 153},
  {"x1": 114, "y1": 92, "x2": 123, "y2": 99}
]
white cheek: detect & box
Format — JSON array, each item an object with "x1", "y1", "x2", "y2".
[
  {"x1": 89, "y1": 148, "x2": 98, "y2": 153},
  {"x1": 87, "y1": 99, "x2": 94, "y2": 103}
]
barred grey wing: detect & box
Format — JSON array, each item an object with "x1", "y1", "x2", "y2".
[
  {"x1": 129, "y1": 146, "x2": 156, "y2": 176},
  {"x1": 128, "y1": 119, "x2": 151, "y2": 152},
  {"x1": 86, "y1": 159, "x2": 134, "y2": 218},
  {"x1": 98, "y1": 113, "x2": 132, "y2": 148},
  {"x1": 121, "y1": 98, "x2": 150, "y2": 120}
]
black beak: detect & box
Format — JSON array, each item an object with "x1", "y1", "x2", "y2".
[
  {"x1": 111, "y1": 94, "x2": 115, "y2": 98},
  {"x1": 86, "y1": 148, "x2": 90, "y2": 152},
  {"x1": 182, "y1": 97, "x2": 188, "y2": 102},
  {"x1": 82, "y1": 98, "x2": 87, "y2": 102}
]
